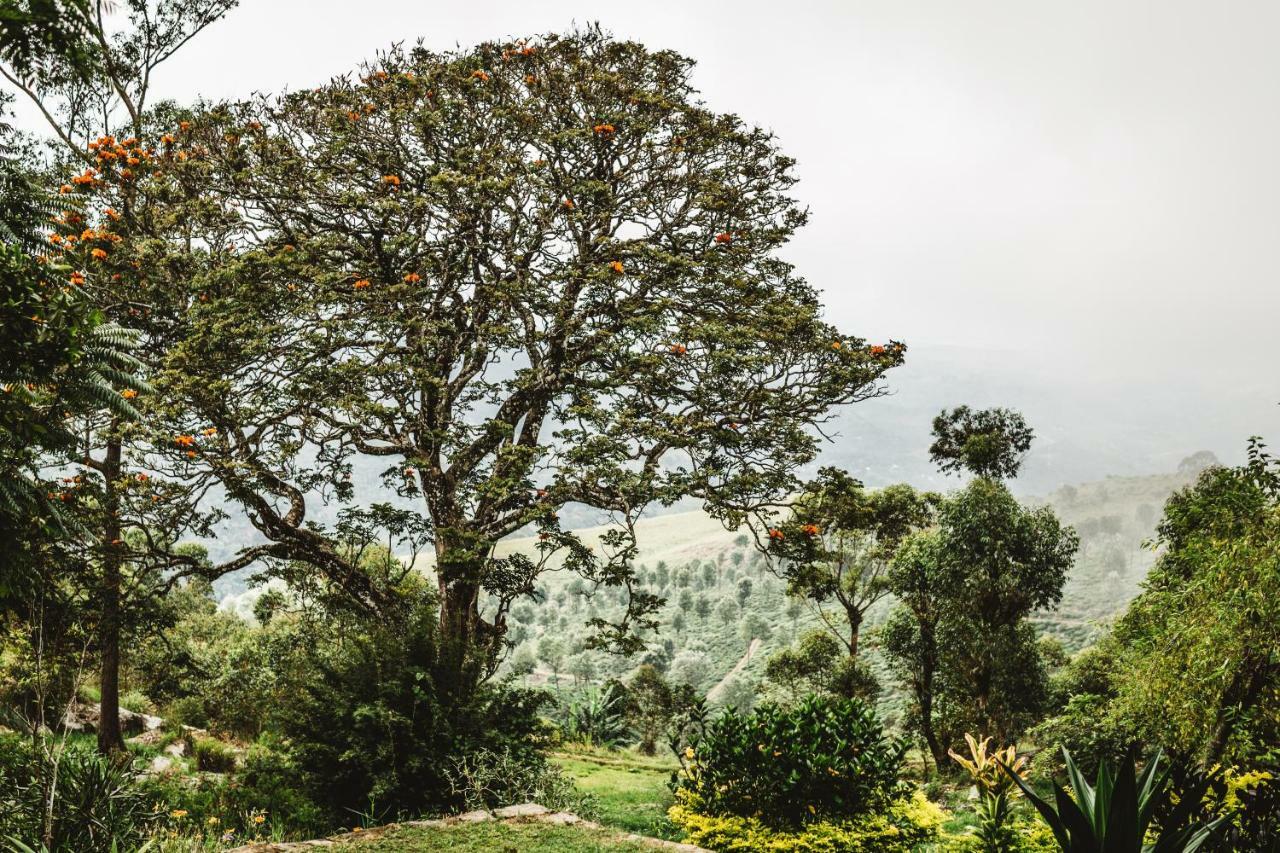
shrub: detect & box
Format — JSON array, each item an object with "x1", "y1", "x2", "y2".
[
  {"x1": 119, "y1": 689, "x2": 155, "y2": 715},
  {"x1": 669, "y1": 789, "x2": 945, "y2": 853},
  {"x1": 272, "y1": 592, "x2": 553, "y2": 823},
  {"x1": 139, "y1": 739, "x2": 328, "y2": 841},
  {"x1": 0, "y1": 736, "x2": 155, "y2": 852},
  {"x1": 447, "y1": 747, "x2": 596, "y2": 817},
  {"x1": 192, "y1": 737, "x2": 237, "y2": 773},
  {"x1": 673, "y1": 694, "x2": 907, "y2": 828}
]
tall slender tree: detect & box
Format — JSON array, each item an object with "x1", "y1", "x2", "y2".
[{"x1": 2, "y1": 0, "x2": 239, "y2": 751}]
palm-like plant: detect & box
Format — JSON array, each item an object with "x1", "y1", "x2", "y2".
[
  {"x1": 951, "y1": 733, "x2": 1027, "y2": 853},
  {"x1": 563, "y1": 684, "x2": 630, "y2": 748},
  {"x1": 1001, "y1": 748, "x2": 1225, "y2": 853}
]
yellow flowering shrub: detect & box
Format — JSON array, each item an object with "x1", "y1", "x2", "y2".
[{"x1": 668, "y1": 789, "x2": 946, "y2": 853}]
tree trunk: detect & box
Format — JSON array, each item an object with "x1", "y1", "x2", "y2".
[
  {"x1": 916, "y1": 623, "x2": 946, "y2": 770},
  {"x1": 845, "y1": 605, "x2": 863, "y2": 658},
  {"x1": 435, "y1": 542, "x2": 503, "y2": 678},
  {"x1": 97, "y1": 437, "x2": 125, "y2": 754},
  {"x1": 1207, "y1": 662, "x2": 1270, "y2": 764}
]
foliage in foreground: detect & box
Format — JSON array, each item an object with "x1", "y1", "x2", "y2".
[
  {"x1": 668, "y1": 789, "x2": 946, "y2": 853},
  {"x1": 270, "y1": 589, "x2": 552, "y2": 824},
  {"x1": 1002, "y1": 748, "x2": 1224, "y2": 853},
  {"x1": 673, "y1": 695, "x2": 906, "y2": 828}
]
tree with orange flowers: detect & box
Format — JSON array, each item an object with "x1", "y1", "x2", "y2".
[
  {"x1": 2, "y1": 0, "x2": 238, "y2": 753},
  {"x1": 765, "y1": 468, "x2": 938, "y2": 698},
  {"x1": 159, "y1": 27, "x2": 906, "y2": 679}
]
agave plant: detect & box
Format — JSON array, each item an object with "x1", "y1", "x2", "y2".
[{"x1": 1001, "y1": 748, "x2": 1225, "y2": 853}]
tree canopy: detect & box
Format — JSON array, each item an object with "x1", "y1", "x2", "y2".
[{"x1": 139, "y1": 30, "x2": 905, "y2": 666}]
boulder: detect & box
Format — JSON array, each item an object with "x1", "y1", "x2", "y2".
[{"x1": 494, "y1": 802, "x2": 549, "y2": 819}]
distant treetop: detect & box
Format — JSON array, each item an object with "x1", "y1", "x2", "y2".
[{"x1": 929, "y1": 405, "x2": 1034, "y2": 480}]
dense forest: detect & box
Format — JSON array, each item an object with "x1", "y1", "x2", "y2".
[{"x1": 1, "y1": 3, "x2": 1277, "y2": 852}]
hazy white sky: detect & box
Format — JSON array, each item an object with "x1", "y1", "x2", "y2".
[{"x1": 8, "y1": 0, "x2": 1279, "y2": 461}]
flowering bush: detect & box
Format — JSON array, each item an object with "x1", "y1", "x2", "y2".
[{"x1": 668, "y1": 789, "x2": 946, "y2": 853}]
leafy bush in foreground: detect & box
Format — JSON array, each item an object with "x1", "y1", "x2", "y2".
[
  {"x1": 673, "y1": 695, "x2": 907, "y2": 828},
  {"x1": 447, "y1": 747, "x2": 596, "y2": 817},
  {"x1": 272, "y1": 594, "x2": 553, "y2": 823},
  {"x1": 0, "y1": 736, "x2": 153, "y2": 852},
  {"x1": 668, "y1": 789, "x2": 945, "y2": 853}
]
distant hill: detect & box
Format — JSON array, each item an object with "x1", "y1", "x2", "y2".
[{"x1": 358, "y1": 464, "x2": 1195, "y2": 727}]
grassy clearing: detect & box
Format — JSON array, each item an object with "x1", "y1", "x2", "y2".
[
  {"x1": 329, "y1": 820, "x2": 661, "y2": 852},
  {"x1": 552, "y1": 746, "x2": 679, "y2": 841}
]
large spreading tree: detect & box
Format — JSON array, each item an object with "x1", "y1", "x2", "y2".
[{"x1": 147, "y1": 30, "x2": 905, "y2": 673}]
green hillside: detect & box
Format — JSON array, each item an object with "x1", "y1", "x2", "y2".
[{"x1": 425, "y1": 465, "x2": 1200, "y2": 726}]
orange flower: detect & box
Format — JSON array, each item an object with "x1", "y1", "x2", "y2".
[
  {"x1": 174, "y1": 435, "x2": 195, "y2": 447},
  {"x1": 347, "y1": 111, "x2": 361, "y2": 122},
  {"x1": 831, "y1": 341, "x2": 842, "y2": 350},
  {"x1": 91, "y1": 248, "x2": 108, "y2": 260},
  {"x1": 471, "y1": 69, "x2": 490, "y2": 82},
  {"x1": 669, "y1": 343, "x2": 687, "y2": 355},
  {"x1": 524, "y1": 74, "x2": 538, "y2": 85},
  {"x1": 283, "y1": 244, "x2": 296, "y2": 252},
  {"x1": 120, "y1": 169, "x2": 134, "y2": 179},
  {"x1": 69, "y1": 271, "x2": 85, "y2": 285},
  {"x1": 161, "y1": 134, "x2": 176, "y2": 145},
  {"x1": 179, "y1": 121, "x2": 192, "y2": 131},
  {"x1": 353, "y1": 278, "x2": 371, "y2": 289},
  {"x1": 869, "y1": 344, "x2": 886, "y2": 355},
  {"x1": 608, "y1": 260, "x2": 624, "y2": 274},
  {"x1": 563, "y1": 198, "x2": 575, "y2": 210},
  {"x1": 121, "y1": 389, "x2": 138, "y2": 400},
  {"x1": 801, "y1": 523, "x2": 821, "y2": 536},
  {"x1": 769, "y1": 528, "x2": 785, "y2": 541},
  {"x1": 202, "y1": 427, "x2": 218, "y2": 437},
  {"x1": 403, "y1": 272, "x2": 421, "y2": 284},
  {"x1": 593, "y1": 123, "x2": 616, "y2": 135},
  {"x1": 382, "y1": 174, "x2": 401, "y2": 186},
  {"x1": 104, "y1": 208, "x2": 120, "y2": 220},
  {"x1": 137, "y1": 473, "x2": 149, "y2": 482},
  {"x1": 714, "y1": 232, "x2": 733, "y2": 244},
  {"x1": 186, "y1": 450, "x2": 197, "y2": 459}
]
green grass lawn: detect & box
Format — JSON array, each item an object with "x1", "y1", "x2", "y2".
[
  {"x1": 330, "y1": 820, "x2": 661, "y2": 852},
  {"x1": 551, "y1": 746, "x2": 679, "y2": 841}
]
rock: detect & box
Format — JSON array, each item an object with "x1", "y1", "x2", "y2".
[
  {"x1": 149, "y1": 755, "x2": 174, "y2": 774},
  {"x1": 543, "y1": 811, "x2": 586, "y2": 826},
  {"x1": 455, "y1": 809, "x2": 493, "y2": 823},
  {"x1": 494, "y1": 802, "x2": 549, "y2": 819}
]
